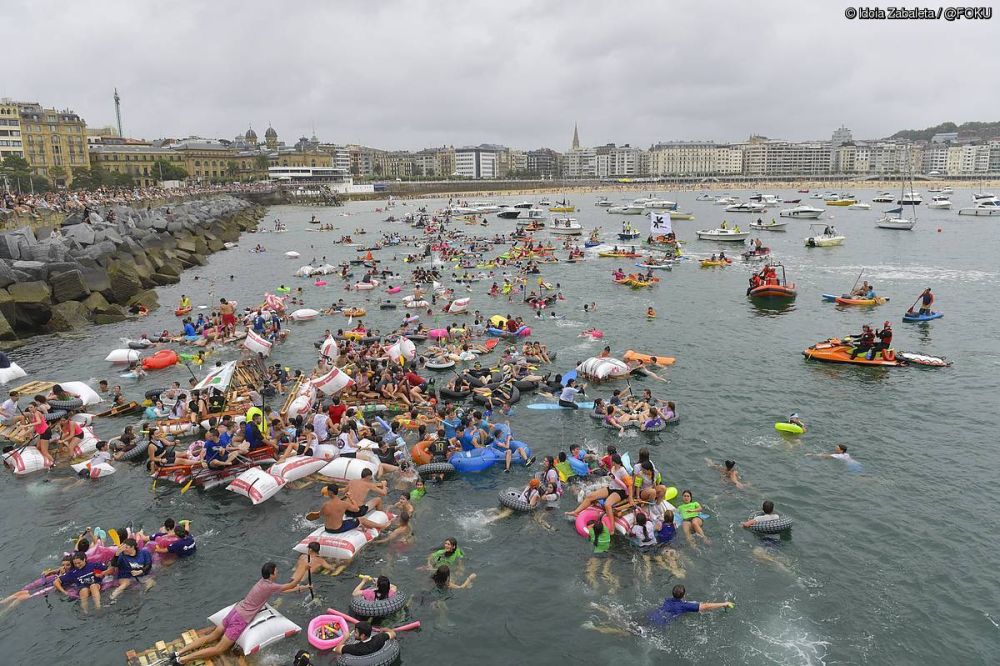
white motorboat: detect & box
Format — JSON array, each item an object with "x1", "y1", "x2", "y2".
[
  {"x1": 876, "y1": 216, "x2": 916, "y2": 230},
  {"x1": 510, "y1": 201, "x2": 535, "y2": 209},
  {"x1": 696, "y1": 227, "x2": 751, "y2": 241},
  {"x1": 928, "y1": 187, "x2": 953, "y2": 195},
  {"x1": 608, "y1": 205, "x2": 645, "y2": 215},
  {"x1": 715, "y1": 196, "x2": 740, "y2": 206},
  {"x1": 538, "y1": 198, "x2": 552, "y2": 206},
  {"x1": 514, "y1": 209, "x2": 547, "y2": 224},
  {"x1": 848, "y1": 202, "x2": 871, "y2": 210},
  {"x1": 809, "y1": 192, "x2": 826, "y2": 199},
  {"x1": 779, "y1": 205, "x2": 825, "y2": 219},
  {"x1": 972, "y1": 192, "x2": 995, "y2": 202},
  {"x1": 549, "y1": 217, "x2": 583, "y2": 235},
  {"x1": 497, "y1": 206, "x2": 522, "y2": 219},
  {"x1": 804, "y1": 224, "x2": 845, "y2": 247},
  {"x1": 469, "y1": 201, "x2": 501, "y2": 213},
  {"x1": 896, "y1": 191, "x2": 922, "y2": 206},
  {"x1": 594, "y1": 197, "x2": 612, "y2": 207},
  {"x1": 958, "y1": 199, "x2": 1000, "y2": 216},
  {"x1": 448, "y1": 206, "x2": 480, "y2": 216},
  {"x1": 748, "y1": 193, "x2": 781, "y2": 207},
  {"x1": 725, "y1": 202, "x2": 767, "y2": 213},
  {"x1": 872, "y1": 192, "x2": 894, "y2": 203},
  {"x1": 696, "y1": 193, "x2": 716, "y2": 201},
  {"x1": 644, "y1": 199, "x2": 678, "y2": 210},
  {"x1": 927, "y1": 196, "x2": 952, "y2": 210},
  {"x1": 749, "y1": 219, "x2": 788, "y2": 230}
]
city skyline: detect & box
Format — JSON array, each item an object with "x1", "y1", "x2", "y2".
[{"x1": 4, "y1": 0, "x2": 998, "y2": 150}]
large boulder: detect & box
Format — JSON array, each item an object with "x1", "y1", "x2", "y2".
[
  {"x1": 150, "y1": 272, "x2": 181, "y2": 285},
  {"x1": 0, "y1": 309, "x2": 16, "y2": 341},
  {"x1": 80, "y1": 266, "x2": 111, "y2": 294},
  {"x1": 9, "y1": 280, "x2": 52, "y2": 329},
  {"x1": 49, "y1": 269, "x2": 91, "y2": 303},
  {"x1": 0, "y1": 288, "x2": 14, "y2": 324},
  {"x1": 81, "y1": 291, "x2": 110, "y2": 315},
  {"x1": 92, "y1": 303, "x2": 127, "y2": 325},
  {"x1": 12, "y1": 260, "x2": 49, "y2": 281},
  {"x1": 62, "y1": 223, "x2": 96, "y2": 246},
  {"x1": 0, "y1": 235, "x2": 21, "y2": 260},
  {"x1": 0, "y1": 260, "x2": 16, "y2": 289},
  {"x1": 49, "y1": 301, "x2": 90, "y2": 331},
  {"x1": 26, "y1": 240, "x2": 69, "y2": 263},
  {"x1": 127, "y1": 289, "x2": 160, "y2": 310},
  {"x1": 105, "y1": 260, "x2": 143, "y2": 303},
  {"x1": 94, "y1": 227, "x2": 124, "y2": 246}
]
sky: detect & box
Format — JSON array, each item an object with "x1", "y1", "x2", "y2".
[{"x1": 4, "y1": 0, "x2": 997, "y2": 150}]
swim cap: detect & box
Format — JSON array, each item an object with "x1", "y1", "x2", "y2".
[{"x1": 529, "y1": 479, "x2": 540, "y2": 488}]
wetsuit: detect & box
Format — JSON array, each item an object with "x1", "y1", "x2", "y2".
[{"x1": 850, "y1": 331, "x2": 876, "y2": 359}]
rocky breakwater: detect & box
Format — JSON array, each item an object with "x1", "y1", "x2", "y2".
[{"x1": 0, "y1": 195, "x2": 264, "y2": 348}]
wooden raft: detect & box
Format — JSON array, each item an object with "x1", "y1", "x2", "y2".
[
  {"x1": 10, "y1": 380, "x2": 57, "y2": 396},
  {"x1": 125, "y1": 628, "x2": 247, "y2": 666}
]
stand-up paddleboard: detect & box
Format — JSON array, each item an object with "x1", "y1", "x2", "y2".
[{"x1": 527, "y1": 401, "x2": 595, "y2": 411}]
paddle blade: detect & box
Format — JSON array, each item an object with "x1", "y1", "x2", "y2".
[
  {"x1": 107, "y1": 529, "x2": 121, "y2": 546},
  {"x1": 180, "y1": 478, "x2": 195, "y2": 494}
]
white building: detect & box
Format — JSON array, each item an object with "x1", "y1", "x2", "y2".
[
  {"x1": 454, "y1": 145, "x2": 500, "y2": 179},
  {"x1": 561, "y1": 147, "x2": 597, "y2": 178},
  {"x1": 648, "y1": 142, "x2": 743, "y2": 176},
  {"x1": 740, "y1": 138, "x2": 831, "y2": 176}
]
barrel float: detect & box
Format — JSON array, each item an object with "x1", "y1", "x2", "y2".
[
  {"x1": 270, "y1": 455, "x2": 327, "y2": 482},
  {"x1": 244, "y1": 329, "x2": 273, "y2": 357},
  {"x1": 227, "y1": 467, "x2": 287, "y2": 505}
]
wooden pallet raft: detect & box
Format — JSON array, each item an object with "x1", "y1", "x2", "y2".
[{"x1": 125, "y1": 628, "x2": 247, "y2": 666}]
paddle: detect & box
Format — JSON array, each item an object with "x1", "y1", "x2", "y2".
[
  {"x1": 849, "y1": 268, "x2": 864, "y2": 295},
  {"x1": 306, "y1": 551, "x2": 315, "y2": 601},
  {"x1": 907, "y1": 294, "x2": 922, "y2": 313}
]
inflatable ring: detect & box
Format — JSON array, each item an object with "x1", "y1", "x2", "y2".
[
  {"x1": 119, "y1": 441, "x2": 148, "y2": 461},
  {"x1": 48, "y1": 398, "x2": 83, "y2": 411},
  {"x1": 748, "y1": 515, "x2": 794, "y2": 535},
  {"x1": 43, "y1": 409, "x2": 68, "y2": 423},
  {"x1": 642, "y1": 420, "x2": 666, "y2": 432},
  {"x1": 588, "y1": 409, "x2": 604, "y2": 420},
  {"x1": 307, "y1": 613, "x2": 350, "y2": 650},
  {"x1": 336, "y1": 638, "x2": 400, "y2": 666},
  {"x1": 498, "y1": 488, "x2": 534, "y2": 512},
  {"x1": 574, "y1": 506, "x2": 613, "y2": 538},
  {"x1": 380, "y1": 303, "x2": 397, "y2": 310},
  {"x1": 514, "y1": 379, "x2": 539, "y2": 392},
  {"x1": 144, "y1": 388, "x2": 166, "y2": 400},
  {"x1": 127, "y1": 340, "x2": 152, "y2": 350},
  {"x1": 437, "y1": 388, "x2": 471, "y2": 401},
  {"x1": 602, "y1": 418, "x2": 637, "y2": 430},
  {"x1": 774, "y1": 422, "x2": 803, "y2": 435},
  {"x1": 471, "y1": 385, "x2": 520, "y2": 406},
  {"x1": 417, "y1": 462, "x2": 455, "y2": 476},
  {"x1": 349, "y1": 590, "x2": 410, "y2": 619},
  {"x1": 426, "y1": 359, "x2": 456, "y2": 371}
]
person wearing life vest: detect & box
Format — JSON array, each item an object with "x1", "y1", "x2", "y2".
[
  {"x1": 873, "y1": 321, "x2": 893, "y2": 358},
  {"x1": 179, "y1": 295, "x2": 191, "y2": 310},
  {"x1": 917, "y1": 287, "x2": 934, "y2": 315},
  {"x1": 849, "y1": 325, "x2": 876, "y2": 359}
]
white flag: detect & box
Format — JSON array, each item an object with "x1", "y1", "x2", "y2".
[{"x1": 649, "y1": 211, "x2": 672, "y2": 236}]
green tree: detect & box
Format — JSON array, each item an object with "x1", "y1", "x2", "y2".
[
  {"x1": 254, "y1": 154, "x2": 271, "y2": 174},
  {"x1": 152, "y1": 159, "x2": 188, "y2": 181},
  {"x1": 48, "y1": 166, "x2": 67, "y2": 185},
  {"x1": 226, "y1": 160, "x2": 240, "y2": 180},
  {"x1": 70, "y1": 167, "x2": 99, "y2": 189},
  {"x1": 1, "y1": 156, "x2": 31, "y2": 175}
]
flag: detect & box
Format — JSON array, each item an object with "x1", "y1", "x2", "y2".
[
  {"x1": 193, "y1": 361, "x2": 236, "y2": 392},
  {"x1": 649, "y1": 211, "x2": 672, "y2": 236}
]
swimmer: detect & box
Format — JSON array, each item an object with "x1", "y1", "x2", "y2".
[
  {"x1": 647, "y1": 585, "x2": 734, "y2": 625},
  {"x1": 706, "y1": 458, "x2": 745, "y2": 489},
  {"x1": 676, "y1": 490, "x2": 709, "y2": 545},
  {"x1": 741, "y1": 500, "x2": 780, "y2": 529},
  {"x1": 290, "y1": 542, "x2": 339, "y2": 583},
  {"x1": 810, "y1": 443, "x2": 854, "y2": 462},
  {"x1": 788, "y1": 413, "x2": 807, "y2": 432},
  {"x1": 646, "y1": 307, "x2": 656, "y2": 318},
  {"x1": 53, "y1": 552, "x2": 105, "y2": 612},
  {"x1": 427, "y1": 537, "x2": 464, "y2": 569},
  {"x1": 374, "y1": 511, "x2": 413, "y2": 544}
]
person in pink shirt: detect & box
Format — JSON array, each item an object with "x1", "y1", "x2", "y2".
[{"x1": 171, "y1": 562, "x2": 308, "y2": 664}]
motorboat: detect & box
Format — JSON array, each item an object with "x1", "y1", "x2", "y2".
[
  {"x1": 927, "y1": 196, "x2": 952, "y2": 210},
  {"x1": 696, "y1": 227, "x2": 751, "y2": 241},
  {"x1": 876, "y1": 216, "x2": 916, "y2": 230},
  {"x1": 825, "y1": 197, "x2": 856, "y2": 206},
  {"x1": 644, "y1": 199, "x2": 678, "y2": 210},
  {"x1": 779, "y1": 205, "x2": 825, "y2": 219},
  {"x1": 809, "y1": 192, "x2": 826, "y2": 199},
  {"x1": 872, "y1": 192, "x2": 894, "y2": 203},
  {"x1": 514, "y1": 209, "x2": 547, "y2": 224},
  {"x1": 928, "y1": 187, "x2": 953, "y2": 194},
  {"x1": 972, "y1": 192, "x2": 995, "y2": 202},
  {"x1": 896, "y1": 191, "x2": 922, "y2": 206},
  {"x1": 470, "y1": 201, "x2": 501, "y2": 213},
  {"x1": 725, "y1": 202, "x2": 767, "y2": 213},
  {"x1": 781, "y1": 198, "x2": 801, "y2": 204},
  {"x1": 497, "y1": 207, "x2": 522, "y2": 219},
  {"x1": 958, "y1": 199, "x2": 1000, "y2": 216},
  {"x1": 749, "y1": 219, "x2": 788, "y2": 230},
  {"x1": 669, "y1": 211, "x2": 695, "y2": 220},
  {"x1": 748, "y1": 193, "x2": 781, "y2": 207},
  {"x1": 549, "y1": 217, "x2": 583, "y2": 235},
  {"x1": 595, "y1": 197, "x2": 613, "y2": 207},
  {"x1": 510, "y1": 201, "x2": 535, "y2": 209},
  {"x1": 848, "y1": 202, "x2": 871, "y2": 210},
  {"x1": 538, "y1": 198, "x2": 552, "y2": 206},
  {"x1": 715, "y1": 196, "x2": 740, "y2": 206},
  {"x1": 748, "y1": 263, "x2": 796, "y2": 300},
  {"x1": 696, "y1": 193, "x2": 716, "y2": 201},
  {"x1": 804, "y1": 224, "x2": 845, "y2": 247},
  {"x1": 608, "y1": 205, "x2": 645, "y2": 215}
]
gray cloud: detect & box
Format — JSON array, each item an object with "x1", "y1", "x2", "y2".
[{"x1": 4, "y1": 0, "x2": 995, "y2": 149}]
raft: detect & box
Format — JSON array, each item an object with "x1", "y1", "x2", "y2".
[
  {"x1": 699, "y1": 258, "x2": 732, "y2": 267},
  {"x1": 174, "y1": 306, "x2": 192, "y2": 316},
  {"x1": 749, "y1": 284, "x2": 797, "y2": 299},
  {"x1": 622, "y1": 350, "x2": 676, "y2": 367}
]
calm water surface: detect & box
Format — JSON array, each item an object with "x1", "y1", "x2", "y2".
[{"x1": 2, "y1": 189, "x2": 999, "y2": 665}]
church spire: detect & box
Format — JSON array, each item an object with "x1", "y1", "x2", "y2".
[{"x1": 572, "y1": 122, "x2": 580, "y2": 150}]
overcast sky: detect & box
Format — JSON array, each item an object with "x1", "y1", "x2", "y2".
[{"x1": 4, "y1": 0, "x2": 996, "y2": 150}]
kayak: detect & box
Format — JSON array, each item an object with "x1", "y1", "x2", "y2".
[
  {"x1": 802, "y1": 339, "x2": 903, "y2": 367},
  {"x1": 623, "y1": 350, "x2": 676, "y2": 367},
  {"x1": 699, "y1": 259, "x2": 732, "y2": 267},
  {"x1": 174, "y1": 306, "x2": 192, "y2": 316},
  {"x1": 902, "y1": 310, "x2": 943, "y2": 322},
  {"x1": 835, "y1": 296, "x2": 888, "y2": 306},
  {"x1": 526, "y1": 402, "x2": 596, "y2": 411},
  {"x1": 821, "y1": 294, "x2": 838, "y2": 302}
]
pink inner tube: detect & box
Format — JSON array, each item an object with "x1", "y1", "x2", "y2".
[
  {"x1": 326, "y1": 608, "x2": 421, "y2": 633},
  {"x1": 387, "y1": 286, "x2": 401, "y2": 294},
  {"x1": 314, "y1": 280, "x2": 328, "y2": 286},
  {"x1": 308, "y1": 613, "x2": 351, "y2": 650},
  {"x1": 517, "y1": 326, "x2": 532, "y2": 337},
  {"x1": 428, "y1": 328, "x2": 448, "y2": 339},
  {"x1": 574, "y1": 506, "x2": 612, "y2": 538}
]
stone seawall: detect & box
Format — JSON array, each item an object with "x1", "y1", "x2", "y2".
[{"x1": 0, "y1": 195, "x2": 265, "y2": 349}]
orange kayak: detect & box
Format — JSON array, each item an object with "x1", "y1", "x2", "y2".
[
  {"x1": 802, "y1": 339, "x2": 901, "y2": 366},
  {"x1": 175, "y1": 306, "x2": 192, "y2": 316},
  {"x1": 623, "y1": 350, "x2": 676, "y2": 367},
  {"x1": 834, "y1": 296, "x2": 887, "y2": 306}
]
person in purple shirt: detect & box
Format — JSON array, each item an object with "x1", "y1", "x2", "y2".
[
  {"x1": 53, "y1": 552, "x2": 104, "y2": 611},
  {"x1": 170, "y1": 562, "x2": 308, "y2": 665},
  {"x1": 648, "y1": 585, "x2": 734, "y2": 625}
]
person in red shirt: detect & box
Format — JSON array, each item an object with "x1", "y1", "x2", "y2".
[
  {"x1": 327, "y1": 397, "x2": 347, "y2": 426},
  {"x1": 403, "y1": 369, "x2": 426, "y2": 390}
]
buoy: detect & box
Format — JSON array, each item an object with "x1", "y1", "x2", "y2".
[{"x1": 937, "y1": 228, "x2": 942, "y2": 233}]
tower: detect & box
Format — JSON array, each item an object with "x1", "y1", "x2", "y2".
[
  {"x1": 265, "y1": 123, "x2": 278, "y2": 150},
  {"x1": 114, "y1": 88, "x2": 123, "y2": 138},
  {"x1": 571, "y1": 122, "x2": 580, "y2": 151}
]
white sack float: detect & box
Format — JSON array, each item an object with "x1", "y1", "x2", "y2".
[
  {"x1": 71, "y1": 413, "x2": 94, "y2": 426},
  {"x1": 312, "y1": 367, "x2": 353, "y2": 396},
  {"x1": 290, "y1": 308, "x2": 319, "y2": 321},
  {"x1": 576, "y1": 357, "x2": 629, "y2": 380},
  {"x1": 386, "y1": 337, "x2": 416, "y2": 364},
  {"x1": 270, "y1": 455, "x2": 327, "y2": 482},
  {"x1": 58, "y1": 381, "x2": 102, "y2": 406},
  {"x1": 444, "y1": 297, "x2": 470, "y2": 314},
  {"x1": 70, "y1": 427, "x2": 100, "y2": 458},
  {"x1": 227, "y1": 467, "x2": 287, "y2": 505},
  {"x1": 208, "y1": 603, "x2": 300, "y2": 655},
  {"x1": 243, "y1": 329, "x2": 273, "y2": 357},
  {"x1": 294, "y1": 265, "x2": 316, "y2": 277},
  {"x1": 286, "y1": 384, "x2": 317, "y2": 420},
  {"x1": 292, "y1": 510, "x2": 393, "y2": 560},
  {"x1": 2, "y1": 446, "x2": 51, "y2": 475},
  {"x1": 352, "y1": 279, "x2": 379, "y2": 291},
  {"x1": 318, "y1": 457, "x2": 379, "y2": 482},
  {"x1": 0, "y1": 362, "x2": 26, "y2": 385},
  {"x1": 71, "y1": 461, "x2": 116, "y2": 479},
  {"x1": 285, "y1": 251, "x2": 301, "y2": 259},
  {"x1": 319, "y1": 337, "x2": 339, "y2": 361},
  {"x1": 105, "y1": 349, "x2": 140, "y2": 364}
]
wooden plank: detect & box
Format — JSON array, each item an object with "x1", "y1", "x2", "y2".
[{"x1": 10, "y1": 380, "x2": 56, "y2": 395}]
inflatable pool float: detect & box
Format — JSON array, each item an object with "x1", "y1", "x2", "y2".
[
  {"x1": 449, "y1": 448, "x2": 501, "y2": 473},
  {"x1": 835, "y1": 296, "x2": 887, "y2": 306},
  {"x1": 314, "y1": 280, "x2": 328, "y2": 287},
  {"x1": 623, "y1": 350, "x2": 676, "y2": 367},
  {"x1": 208, "y1": 603, "x2": 300, "y2": 655},
  {"x1": 285, "y1": 251, "x2": 301, "y2": 259},
  {"x1": 349, "y1": 589, "x2": 410, "y2": 619},
  {"x1": 342, "y1": 308, "x2": 367, "y2": 317},
  {"x1": 567, "y1": 455, "x2": 590, "y2": 477},
  {"x1": 142, "y1": 349, "x2": 178, "y2": 370},
  {"x1": 308, "y1": 613, "x2": 350, "y2": 651},
  {"x1": 747, "y1": 514, "x2": 794, "y2": 534},
  {"x1": 574, "y1": 506, "x2": 613, "y2": 537},
  {"x1": 699, "y1": 258, "x2": 732, "y2": 267},
  {"x1": 386, "y1": 286, "x2": 402, "y2": 294},
  {"x1": 498, "y1": 488, "x2": 535, "y2": 512},
  {"x1": 290, "y1": 308, "x2": 320, "y2": 321},
  {"x1": 276, "y1": 286, "x2": 291, "y2": 294},
  {"x1": 126, "y1": 339, "x2": 153, "y2": 350},
  {"x1": 403, "y1": 299, "x2": 429, "y2": 309},
  {"x1": 902, "y1": 310, "x2": 943, "y2": 322},
  {"x1": 426, "y1": 359, "x2": 456, "y2": 370},
  {"x1": 526, "y1": 401, "x2": 595, "y2": 410},
  {"x1": 774, "y1": 422, "x2": 804, "y2": 435}
]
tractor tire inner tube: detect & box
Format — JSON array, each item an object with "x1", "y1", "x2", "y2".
[
  {"x1": 349, "y1": 590, "x2": 410, "y2": 619},
  {"x1": 336, "y1": 638, "x2": 401, "y2": 666},
  {"x1": 48, "y1": 398, "x2": 83, "y2": 411},
  {"x1": 498, "y1": 488, "x2": 534, "y2": 512},
  {"x1": 417, "y1": 462, "x2": 455, "y2": 476}
]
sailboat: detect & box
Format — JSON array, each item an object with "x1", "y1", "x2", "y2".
[{"x1": 876, "y1": 158, "x2": 917, "y2": 231}]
